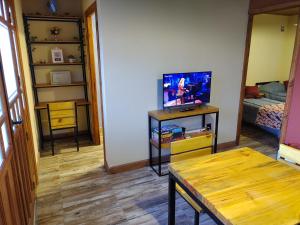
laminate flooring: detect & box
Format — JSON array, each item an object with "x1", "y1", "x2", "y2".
[{"x1": 37, "y1": 125, "x2": 279, "y2": 225}]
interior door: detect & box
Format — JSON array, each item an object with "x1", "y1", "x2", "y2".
[{"x1": 0, "y1": 0, "x2": 36, "y2": 224}]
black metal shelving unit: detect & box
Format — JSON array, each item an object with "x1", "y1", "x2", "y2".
[
  {"x1": 148, "y1": 106, "x2": 219, "y2": 176},
  {"x1": 23, "y1": 14, "x2": 91, "y2": 149}
]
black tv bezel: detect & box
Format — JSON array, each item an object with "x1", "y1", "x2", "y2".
[{"x1": 162, "y1": 71, "x2": 212, "y2": 110}]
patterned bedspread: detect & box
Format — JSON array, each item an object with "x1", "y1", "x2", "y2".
[{"x1": 255, "y1": 103, "x2": 285, "y2": 129}]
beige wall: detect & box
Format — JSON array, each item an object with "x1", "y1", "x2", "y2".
[
  {"x1": 246, "y1": 14, "x2": 297, "y2": 86},
  {"x1": 97, "y1": 0, "x2": 249, "y2": 167},
  {"x1": 14, "y1": 0, "x2": 40, "y2": 161}
]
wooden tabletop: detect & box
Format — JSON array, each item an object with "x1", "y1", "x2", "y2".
[
  {"x1": 169, "y1": 147, "x2": 300, "y2": 225},
  {"x1": 148, "y1": 105, "x2": 219, "y2": 121}
]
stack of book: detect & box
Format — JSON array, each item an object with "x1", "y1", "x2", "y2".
[{"x1": 152, "y1": 125, "x2": 184, "y2": 145}]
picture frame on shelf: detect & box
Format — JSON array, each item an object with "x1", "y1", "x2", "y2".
[
  {"x1": 51, "y1": 47, "x2": 64, "y2": 63},
  {"x1": 50, "y1": 71, "x2": 71, "y2": 85}
]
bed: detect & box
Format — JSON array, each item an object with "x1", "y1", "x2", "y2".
[{"x1": 243, "y1": 97, "x2": 284, "y2": 138}]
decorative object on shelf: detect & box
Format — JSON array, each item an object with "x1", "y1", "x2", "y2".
[
  {"x1": 30, "y1": 36, "x2": 38, "y2": 42},
  {"x1": 50, "y1": 26, "x2": 60, "y2": 41},
  {"x1": 50, "y1": 71, "x2": 71, "y2": 85},
  {"x1": 51, "y1": 47, "x2": 64, "y2": 63},
  {"x1": 67, "y1": 55, "x2": 76, "y2": 63},
  {"x1": 39, "y1": 59, "x2": 47, "y2": 64},
  {"x1": 47, "y1": 0, "x2": 57, "y2": 14}
]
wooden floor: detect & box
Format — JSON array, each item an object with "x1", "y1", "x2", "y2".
[{"x1": 37, "y1": 125, "x2": 279, "y2": 225}]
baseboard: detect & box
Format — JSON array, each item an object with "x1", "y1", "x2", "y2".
[
  {"x1": 107, "y1": 141, "x2": 237, "y2": 174},
  {"x1": 108, "y1": 159, "x2": 149, "y2": 174},
  {"x1": 217, "y1": 141, "x2": 237, "y2": 150}
]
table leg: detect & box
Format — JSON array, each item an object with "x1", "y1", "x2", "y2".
[
  {"x1": 202, "y1": 114, "x2": 206, "y2": 128},
  {"x1": 149, "y1": 116, "x2": 153, "y2": 167},
  {"x1": 214, "y1": 112, "x2": 219, "y2": 153},
  {"x1": 158, "y1": 120, "x2": 162, "y2": 176},
  {"x1": 168, "y1": 174, "x2": 176, "y2": 225}
]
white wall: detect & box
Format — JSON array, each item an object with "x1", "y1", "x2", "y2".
[
  {"x1": 246, "y1": 14, "x2": 297, "y2": 86},
  {"x1": 97, "y1": 0, "x2": 249, "y2": 167}
]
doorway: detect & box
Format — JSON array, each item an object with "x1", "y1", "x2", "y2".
[
  {"x1": 85, "y1": 2, "x2": 107, "y2": 168},
  {"x1": 237, "y1": 8, "x2": 300, "y2": 152}
]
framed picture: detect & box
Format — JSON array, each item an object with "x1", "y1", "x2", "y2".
[
  {"x1": 50, "y1": 71, "x2": 71, "y2": 85},
  {"x1": 51, "y1": 47, "x2": 64, "y2": 63}
]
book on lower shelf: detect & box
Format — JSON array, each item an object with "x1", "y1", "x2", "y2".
[
  {"x1": 151, "y1": 125, "x2": 185, "y2": 145},
  {"x1": 151, "y1": 125, "x2": 212, "y2": 149}
]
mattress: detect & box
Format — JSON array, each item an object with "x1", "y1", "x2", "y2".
[{"x1": 243, "y1": 98, "x2": 283, "y2": 137}]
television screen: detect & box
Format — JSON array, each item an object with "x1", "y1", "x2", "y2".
[{"x1": 163, "y1": 71, "x2": 212, "y2": 108}]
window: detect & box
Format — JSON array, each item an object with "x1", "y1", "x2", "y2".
[
  {"x1": 0, "y1": 22, "x2": 18, "y2": 101},
  {"x1": 0, "y1": 145, "x2": 3, "y2": 167},
  {"x1": 1, "y1": 123, "x2": 9, "y2": 152},
  {"x1": 0, "y1": 98, "x2": 2, "y2": 117},
  {"x1": 1, "y1": 0, "x2": 7, "y2": 20}
]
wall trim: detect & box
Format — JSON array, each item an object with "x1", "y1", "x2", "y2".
[
  {"x1": 218, "y1": 141, "x2": 237, "y2": 150},
  {"x1": 108, "y1": 159, "x2": 149, "y2": 174},
  {"x1": 107, "y1": 141, "x2": 237, "y2": 174}
]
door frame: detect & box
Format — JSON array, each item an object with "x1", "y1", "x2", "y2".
[
  {"x1": 0, "y1": 0, "x2": 37, "y2": 223},
  {"x1": 85, "y1": 2, "x2": 107, "y2": 169},
  {"x1": 236, "y1": 4, "x2": 300, "y2": 145}
]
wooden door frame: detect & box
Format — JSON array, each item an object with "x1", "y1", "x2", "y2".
[
  {"x1": 85, "y1": 2, "x2": 108, "y2": 169},
  {"x1": 236, "y1": 4, "x2": 300, "y2": 145},
  {"x1": 10, "y1": 0, "x2": 38, "y2": 184}
]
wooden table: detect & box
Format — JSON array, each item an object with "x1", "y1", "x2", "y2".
[{"x1": 168, "y1": 147, "x2": 300, "y2": 225}]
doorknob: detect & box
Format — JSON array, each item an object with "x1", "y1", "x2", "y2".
[{"x1": 12, "y1": 119, "x2": 23, "y2": 125}]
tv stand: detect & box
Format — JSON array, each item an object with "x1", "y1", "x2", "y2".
[
  {"x1": 179, "y1": 107, "x2": 195, "y2": 112},
  {"x1": 148, "y1": 105, "x2": 219, "y2": 176}
]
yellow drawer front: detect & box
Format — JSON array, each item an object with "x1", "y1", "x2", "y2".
[
  {"x1": 50, "y1": 109, "x2": 75, "y2": 119},
  {"x1": 171, "y1": 133, "x2": 213, "y2": 155},
  {"x1": 49, "y1": 102, "x2": 75, "y2": 111},
  {"x1": 171, "y1": 147, "x2": 212, "y2": 163},
  {"x1": 51, "y1": 117, "x2": 75, "y2": 129}
]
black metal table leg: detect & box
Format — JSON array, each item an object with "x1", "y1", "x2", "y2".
[
  {"x1": 202, "y1": 114, "x2": 206, "y2": 128},
  {"x1": 214, "y1": 112, "x2": 219, "y2": 153},
  {"x1": 158, "y1": 120, "x2": 162, "y2": 176},
  {"x1": 149, "y1": 116, "x2": 153, "y2": 167},
  {"x1": 168, "y1": 174, "x2": 176, "y2": 225}
]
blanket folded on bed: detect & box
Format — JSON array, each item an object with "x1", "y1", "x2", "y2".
[{"x1": 255, "y1": 103, "x2": 284, "y2": 129}]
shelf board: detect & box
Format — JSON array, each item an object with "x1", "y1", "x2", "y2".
[
  {"x1": 32, "y1": 62, "x2": 83, "y2": 67},
  {"x1": 35, "y1": 82, "x2": 86, "y2": 88},
  {"x1": 30, "y1": 40, "x2": 82, "y2": 44},
  {"x1": 35, "y1": 99, "x2": 89, "y2": 110},
  {"x1": 24, "y1": 14, "x2": 81, "y2": 22},
  {"x1": 149, "y1": 105, "x2": 219, "y2": 121}
]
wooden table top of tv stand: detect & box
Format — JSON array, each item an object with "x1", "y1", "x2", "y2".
[{"x1": 148, "y1": 105, "x2": 219, "y2": 121}]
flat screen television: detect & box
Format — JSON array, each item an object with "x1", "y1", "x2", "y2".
[{"x1": 163, "y1": 71, "x2": 212, "y2": 109}]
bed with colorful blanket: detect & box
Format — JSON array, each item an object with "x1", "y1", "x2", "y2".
[{"x1": 243, "y1": 98, "x2": 284, "y2": 138}]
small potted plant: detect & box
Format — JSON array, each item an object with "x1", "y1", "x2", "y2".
[{"x1": 67, "y1": 55, "x2": 76, "y2": 63}]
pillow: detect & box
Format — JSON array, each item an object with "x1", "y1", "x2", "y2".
[
  {"x1": 245, "y1": 86, "x2": 260, "y2": 98},
  {"x1": 259, "y1": 82, "x2": 285, "y2": 94}
]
